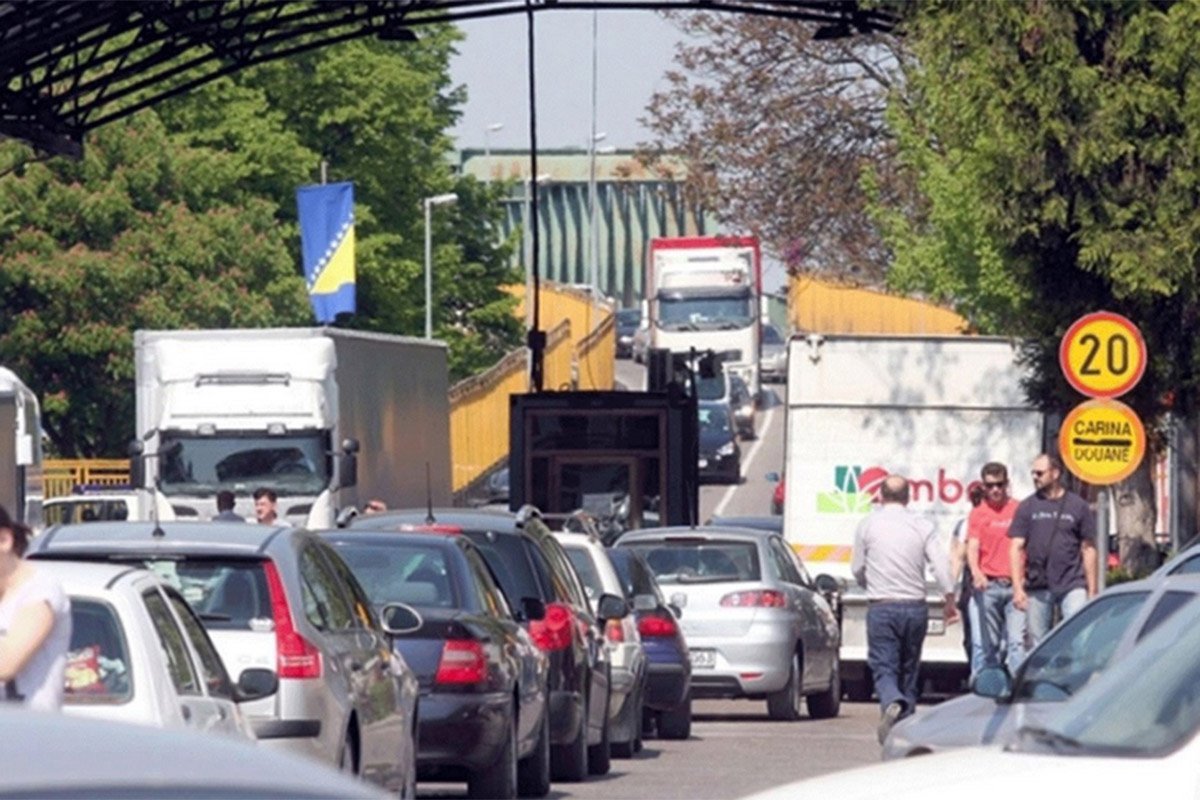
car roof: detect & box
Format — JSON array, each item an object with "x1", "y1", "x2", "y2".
[
  {"x1": 30, "y1": 521, "x2": 295, "y2": 558},
  {"x1": 348, "y1": 507, "x2": 520, "y2": 534},
  {"x1": 321, "y1": 529, "x2": 469, "y2": 551},
  {"x1": 616, "y1": 526, "x2": 768, "y2": 545},
  {"x1": 28, "y1": 559, "x2": 153, "y2": 593},
  {"x1": 707, "y1": 516, "x2": 783, "y2": 533}
]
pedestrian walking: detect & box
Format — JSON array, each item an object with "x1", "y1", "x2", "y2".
[
  {"x1": 0, "y1": 504, "x2": 72, "y2": 711},
  {"x1": 950, "y1": 484, "x2": 985, "y2": 679},
  {"x1": 1010, "y1": 453, "x2": 1097, "y2": 646},
  {"x1": 212, "y1": 490, "x2": 246, "y2": 523},
  {"x1": 967, "y1": 462, "x2": 1026, "y2": 674},
  {"x1": 852, "y1": 475, "x2": 957, "y2": 744}
]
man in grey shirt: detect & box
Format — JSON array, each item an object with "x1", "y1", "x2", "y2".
[{"x1": 852, "y1": 475, "x2": 957, "y2": 744}]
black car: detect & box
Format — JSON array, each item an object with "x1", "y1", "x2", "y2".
[
  {"x1": 605, "y1": 548, "x2": 693, "y2": 741},
  {"x1": 614, "y1": 308, "x2": 642, "y2": 359},
  {"x1": 697, "y1": 401, "x2": 741, "y2": 484},
  {"x1": 350, "y1": 508, "x2": 625, "y2": 783},
  {"x1": 322, "y1": 530, "x2": 551, "y2": 799}
]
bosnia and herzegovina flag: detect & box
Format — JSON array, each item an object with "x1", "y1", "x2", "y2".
[{"x1": 297, "y1": 182, "x2": 356, "y2": 323}]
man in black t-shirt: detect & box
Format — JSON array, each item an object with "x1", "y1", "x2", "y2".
[{"x1": 1009, "y1": 453, "x2": 1098, "y2": 646}]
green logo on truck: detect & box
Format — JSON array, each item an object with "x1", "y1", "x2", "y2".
[{"x1": 816, "y1": 465, "x2": 888, "y2": 513}]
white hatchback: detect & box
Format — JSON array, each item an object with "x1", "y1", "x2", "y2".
[{"x1": 43, "y1": 560, "x2": 270, "y2": 739}]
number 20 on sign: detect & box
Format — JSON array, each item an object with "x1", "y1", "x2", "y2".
[{"x1": 1059, "y1": 311, "x2": 1147, "y2": 399}]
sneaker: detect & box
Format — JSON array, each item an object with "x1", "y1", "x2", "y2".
[{"x1": 877, "y1": 701, "x2": 904, "y2": 745}]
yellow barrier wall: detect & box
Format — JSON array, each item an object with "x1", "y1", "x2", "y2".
[
  {"x1": 789, "y1": 276, "x2": 968, "y2": 334},
  {"x1": 44, "y1": 459, "x2": 131, "y2": 498}
]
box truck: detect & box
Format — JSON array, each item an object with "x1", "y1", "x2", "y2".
[
  {"x1": 646, "y1": 236, "x2": 763, "y2": 400},
  {"x1": 0, "y1": 367, "x2": 43, "y2": 528},
  {"x1": 781, "y1": 334, "x2": 1045, "y2": 697},
  {"x1": 133, "y1": 328, "x2": 451, "y2": 528}
]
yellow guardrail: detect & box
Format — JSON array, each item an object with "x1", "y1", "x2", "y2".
[
  {"x1": 44, "y1": 459, "x2": 131, "y2": 499},
  {"x1": 789, "y1": 276, "x2": 968, "y2": 334}
]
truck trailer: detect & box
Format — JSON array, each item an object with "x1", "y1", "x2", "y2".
[
  {"x1": 0, "y1": 367, "x2": 43, "y2": 528},
  {"x1": 781, "y1": 334, "x2": 1045, "y2": 698},
  {"x1": 133, "y1": 328, "x2": 451, "y2": 528},
  {"x1": 646, "y1": 236, "x2": 763, "y2": 401}
]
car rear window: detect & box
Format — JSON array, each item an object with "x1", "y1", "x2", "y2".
[
  {"x1": 331, "y1": 542, "x2": 456, "y2": 608},
  {"x1": 65, "y1": 599, "x2": 132, "y2": 704},
  {"x1": 563, "y1": 545, "x2": 602, "y2": 602},
  {"x1": 626, "y1": 540, "x2": 761, "y2": 584},
  {"x1": 463, "y1": 531, "x2": 545, "y2": 605},
  {"x1": 143, "y1": 559, "x2": 272, "y2": 630}
]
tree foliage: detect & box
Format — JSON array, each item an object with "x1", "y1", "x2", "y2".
[
  {"x1": 877, "y1": 0, "x2": 1200, "y2": 570},
  {"x1": 0, "y1": 28, "x2": 521, "y2": 456},
  {"x1": 640, "y1": 12, "x2": 910, "y2": 282}
]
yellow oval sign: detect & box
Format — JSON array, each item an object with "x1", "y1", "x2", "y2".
[
  {"x1": 1058, "y1": 399, "x2": 1146, "y2": 485},
  {"x1": 1059, "y1": 311, "x2": 1147, "y2": 399}
]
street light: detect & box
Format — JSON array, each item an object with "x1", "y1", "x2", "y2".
[
  {"x1": 587, "y1": 132, "x2": 607, "y2": 297},
  {"x1": 483, "y1": 122, "x2": 503, "y2": 181},
  {"x1": 523, "y1": 174, "x2": 551, "y2": 328},
  {"x1": 424, "y1": 192, "x2": 458, "y2": 340}
]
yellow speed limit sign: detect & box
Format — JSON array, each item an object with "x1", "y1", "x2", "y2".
[
  {"x1": 1059, "y1": 311, "x2": 1147, "y2": 399},
  {"x1": 1059, "y1": 399, "x2": 1146, "y2": 485}
]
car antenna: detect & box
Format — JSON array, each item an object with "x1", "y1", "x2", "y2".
[{"x1": 425, "y1": 462, "x2": 436, "y2": 525}]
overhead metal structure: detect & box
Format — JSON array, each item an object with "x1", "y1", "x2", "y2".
[{"x1": 0, "y1": 0, "x2": 899, "y2": 157}]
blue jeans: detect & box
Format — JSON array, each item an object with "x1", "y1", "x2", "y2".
[
  {"x1": 867, "y1": 601, "x2": 928, "y2": 713},
  {"x1": 966, "y1": 593, "x2": 984, "y2": 680},
  {"x1": 1026, "y1": 586, "x2": 1088, "y2": 647},
  {"x1": 978, "y1": 581, "x2": 1027, "y2": 675}
]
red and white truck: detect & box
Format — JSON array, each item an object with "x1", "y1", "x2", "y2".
[{"x1": 646, "y1": 236, "x2": 763, "y2": 400}]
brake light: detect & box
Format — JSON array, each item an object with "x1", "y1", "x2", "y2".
[
  {"x1": 435, "y1": 639, "x2": 488, "y2": 685},
  {"x1": 263, "y1": 561, "x2": 323, "y2": 679},
  {"x1": 720, "y1": 590, "x2": 787, "y2": 608},
  {"x1": 637, "y1": 614, "x2": 678, "y2": 638},
  {"x1": 397, "y1": 523, "x2": 462, "y2": 535},
  {"x1": 605, "y1": 618, "x2": 625, "y2": 643},
  {"x1": 529, "y1": 602, "x2": 574, "y2": 651}
]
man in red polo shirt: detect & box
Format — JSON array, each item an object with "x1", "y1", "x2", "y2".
[{"x1": 967, "y1": 462, "x2": 1026, "y2": 674}]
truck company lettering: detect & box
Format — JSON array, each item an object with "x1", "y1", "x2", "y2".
[{"x1": 818, "y1": 465, "x2": 980, "y2": 512}]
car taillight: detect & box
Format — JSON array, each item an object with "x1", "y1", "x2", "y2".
[
  {"x1": 637, "y1": 614, "x2": 678, "y2": 638},
  {"x1": 263, "y1": 560, "x2": 322, "y2": 680},
  {"x1": 529, "y1": 602, "x2": 574, "y2": 651},
  {"x1": 604, "y1": 619, "x2": 625, "y2": 643},
  {"x1": 435, "y1": 639, "x2": 488, "y2": 685},
  {"x1": 720, "y1": 590, "x2": 787, "y2": 608}
]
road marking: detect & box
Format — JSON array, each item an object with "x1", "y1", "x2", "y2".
[{"x1": 711, "y1": 405, "x2": 777, "y2": 519}]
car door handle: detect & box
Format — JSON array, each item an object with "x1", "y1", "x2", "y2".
[{"x1": 180, "y1": 705, "x2": 192, "y2": 721}]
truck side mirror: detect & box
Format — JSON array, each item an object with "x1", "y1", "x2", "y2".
[
  {"x1": 127, "y1": 439, "x2": 145, "y2": 488},
  {"x1": 339, "y1": 453, "x2": 358, "y2": 489}
]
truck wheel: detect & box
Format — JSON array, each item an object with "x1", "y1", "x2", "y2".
[
  {"x1": 843, "y1": 676, "x2": 873, "y2": 703},
  {"x1": 766, "y1": 652, "x2": 803, "y2": 721}
]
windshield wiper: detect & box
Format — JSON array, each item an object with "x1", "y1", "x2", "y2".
[{"x1": 1016, "y1": 726, "x2": 1086, "y2": 755}]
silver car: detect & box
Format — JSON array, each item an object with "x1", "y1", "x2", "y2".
[
  {"x1": 28, "y1": 522, "x2": 419, "y2": 795},
  {"x1": 615, "y1": 527, "x2": 841, "y2": 720},
  {"x1": 555, "y1": 530, "x2": 648, "y2": 758},
  {"x1": 46, "y1": 559, "x2": 264, "y2": 739},
  {"x1": 883, "y1": 572, "x2": 1200, "y2": 759},
  {"x1": 759, "y1": 324, "x2": 788, "y2": 383}
]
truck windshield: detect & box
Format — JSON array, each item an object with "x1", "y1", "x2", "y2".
[
  {"x1": 656, "y1": 294, "x2": 754, "y2": 331},
  {"x1": 158, "y1": 433, "x2": 330, "y2": 497}
]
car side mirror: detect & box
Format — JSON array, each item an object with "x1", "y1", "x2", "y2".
[
  {"x1": 335, "y1": 506, "x2": 359, "y2": 528},
  {"x1": 971, "y1": 666, "x2": 1013, "y2": 702},
  {"x1": 235, "y1": 668, "x2": 279, "y2": 702},
  {"x1": 596, "y1": 593, "x2": 629, "y2": 621},
  {"x1": 519, "y1": 597, "x2": 547, "y2": 622},
  {"x1": 814, "y1": 573, "x2": 840, "y2": 610},
  {"x1": 380, "y1": 603, "x2": 422, "y2": 635}
]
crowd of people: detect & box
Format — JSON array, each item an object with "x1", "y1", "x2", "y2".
[{"x1": 854, "y1": 453, "x2": 1099, "y2": 744}]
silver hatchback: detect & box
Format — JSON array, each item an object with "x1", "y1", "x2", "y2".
[
  {"x1": 28, "y1": 522, "x2": 419, "y2": 795},
  {"x1": 615, "y1": 527, "x2": 841, "y2": 720}
]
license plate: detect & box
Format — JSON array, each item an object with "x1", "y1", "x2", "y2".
[
  {"x1": 689, "y1": 649, "x2": 716, "y2": 669},
  {"x1": 927, "y1": 619, "x2": 945, "y2": 635}
]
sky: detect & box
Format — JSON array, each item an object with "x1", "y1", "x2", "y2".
[{"x1": 448, "y1": 10, "x2": 689, "y2": 151}]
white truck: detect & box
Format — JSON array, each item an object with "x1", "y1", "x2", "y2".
[
  {"x1": 133, "y1": 328, "x2": 451, "y2": 528},
  {"x1": 0, "y1": 367, "x2": 43, "y2": 528},
  {"x1": 781, "y1": 334, "x2": 1044, "y2": 698},
  {"x1": 646, "y1": 236, "x2": 763, "y2": 400}
]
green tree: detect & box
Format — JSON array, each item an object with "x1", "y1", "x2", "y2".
[{"x1": 877, "y1": 0, "x2": 1200, "y2": 573}]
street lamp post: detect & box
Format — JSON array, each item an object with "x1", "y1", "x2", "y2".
[
  {"x1": 483, "y1": 122, "x2": 503, "y2": 181},
  {"x1": 587, "y1": 132, "x2": 606, "y2": 295},
  {"x1": 424, "y1": 192, "x2": 458, "y2": 340},
  {"x1": 523, "y1": 174, "x2": 551, "y2": 329}
]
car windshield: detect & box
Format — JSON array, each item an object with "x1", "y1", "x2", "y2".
[
  {"x1": 462, "y1": 531, "x2": 544, "y2": 606},
  {"x1": 159, "y1": 433, "x2": 330, "y2": 497},
  {"x1": 563, "y1": 545, "x2": 603, "y2": 602},
  {"x1": 628, "y1": 540, "x2": 760, "y2": 584},
  {"x1": 656, "y1": 294, "x2": 754, "y2": 330},
  {"x1": 1013, "y1": 591, "x2": 1200, "y2": 757},
  {"x1": 761, "y1": 325, "x2": 784, "y2": 345},
  {"x1": 616, "y1": 309, "x2": 641, "y2": 327},
  {"x1": 65, "y1": 599, "x2": 132, "y2": 704},
  {"x1": 698, "y1": 406, "x2": 732, "y2": 435},
  {"x1": 331, "y1": 541, "x2": 456, "y2": 608},
  {"x1": 695, "y1": 373, "x2": 728, "y2": 401}
]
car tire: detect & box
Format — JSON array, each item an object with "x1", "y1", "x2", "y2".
[
  {"x1": 550, "y1": 693, "x2": 589, "y2": 782},
  {"x1": 843, "y1": 675, "x2": 873, "y2": 702},
  {"x1": 766, "y1": 652, "x2": 803, "y2": 721},
  {"x1": 399, "y1": 716, "x2": 418, "y2": 799},
  {"x1": 657, "y1": 694, "x2": 691, "y2": 740},
  {"x1": 587, "y1": 686, "x2": 612, "y2": 776},
  {"x1": 517, "y1": 708, "x2": 551, "y2": 798},
  {"x1": 806, "y1": 655, "x2": 842, "y2": 720},
  {"x1": 469, "y1": 707, "x2": 517, "y2": 799},
  {"x1": 338, "y1": 731, "x2": 358, "y2": 776}
]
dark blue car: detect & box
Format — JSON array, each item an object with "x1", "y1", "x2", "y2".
[
  {"x1": 323, "y1": 530, "x2": 552, "y2": 799},
  {"x1": 606, "y1": 548, "x2": 692, "y2": 740}
]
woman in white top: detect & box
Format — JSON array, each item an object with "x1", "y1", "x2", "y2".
[{"x1": 0, "y1": 504, "x2": 71, "y2": 711}]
